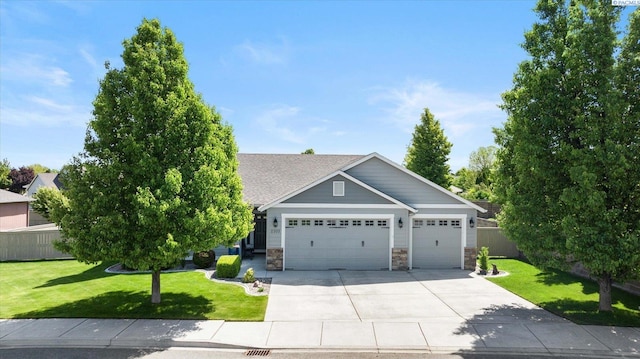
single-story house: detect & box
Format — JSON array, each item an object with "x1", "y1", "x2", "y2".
[
  {"x1": 24, "y1": 173, "x2": 63, "y2": 198},
  {"x1": 237, "y1": 153, "x2": 486, "y2": 271},
  {"x1": 0, "y1": 189, "x2": 34, "y2": 231}
]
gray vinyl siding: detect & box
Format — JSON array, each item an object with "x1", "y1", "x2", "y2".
[
  {"x1": 284, "y1": 175, "x2": 394, "y2": 205},
  {"x1": 345, "y1": 157, "x2": 460, "y2": 205},
  {"x1": 266, "y1": 207, "x2": 410, "y2": 249}
]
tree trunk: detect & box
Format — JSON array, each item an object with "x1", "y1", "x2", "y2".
[
  {"x1": 597, "y1": 272, "x2": 612, "y2": 312},
  {"x1": 151, "y1": 270, "x2": 161, "y2": 304}
]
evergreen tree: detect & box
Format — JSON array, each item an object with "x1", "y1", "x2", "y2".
[
  {"x1": 55, "y1": 19, "x2": 253, "y2": 304},
  {"x1": 404, "y1": 108, "x2": 452, "y2": 188}
]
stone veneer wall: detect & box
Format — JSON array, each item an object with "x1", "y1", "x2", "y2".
[
  {"x1": 266, "y1": 248, "x2": 283, "y2": 271},
  {"x1": 464, "y1": 247, "x2": 477, "y2": 271},
  {"x1": 392, "y1": 248, "x2": 408, "y2": 271}
]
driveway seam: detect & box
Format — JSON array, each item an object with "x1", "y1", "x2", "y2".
[
  {"x1": 337, "y1": 270, "x2": 363, "y2": 322},
  {"x1": 408, "y1": 271, "x2": 466, "y2": 320}
]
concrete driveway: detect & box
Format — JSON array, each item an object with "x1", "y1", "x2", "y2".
[{"x1": 265, "y1": 269, "x2": 564, "y2": 324}]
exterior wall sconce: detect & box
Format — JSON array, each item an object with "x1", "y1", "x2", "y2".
[
  {"x1": 469, "y1": 217, "x2": 475, "y2": 228},
  {"x1": 273, "y1": 217, "x2": 278, "y2": 228},
  {"x1": 398, "y1": 218, "x2": 403, "y2": 228}
]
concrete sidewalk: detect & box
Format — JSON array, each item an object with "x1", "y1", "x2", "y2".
[{"x1": 1, "y1": 318, "x2": 639, "y2": 357}]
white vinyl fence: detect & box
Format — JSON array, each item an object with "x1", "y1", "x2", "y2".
[{"x1": 0, "y1": 225, "x2": 72, "y2": 261}]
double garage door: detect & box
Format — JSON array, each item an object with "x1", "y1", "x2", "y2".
[
  {"x1": 284, "y1": 218, "x2": 389, "y2": 270},
  {"x1": 412, "y1": 218, "x2": 462, "y2": 269}
]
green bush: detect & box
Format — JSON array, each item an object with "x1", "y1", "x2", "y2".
[
  {"x1": 478, "y1": 246, "x2": 490, "y2": 273},
  {"x1": 193, "y1": 250, "x2": 216, "y2": 269},
  {"x1": 216, "y1": 255, "x2": 241, "y2": 278},
  {"x1": 242, "y1": 268, "x2": 256, "y2": 283}
]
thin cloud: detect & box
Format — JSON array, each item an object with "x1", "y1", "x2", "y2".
[
  {"x1": 256, "y1": 105, "x2": 305, "y2": 144},
  {"x1": 233, "y1": 38, "x2": 290, "y2": 65},
  {"x1": 79, "y1": 47, "x2": 98, "y2": 70},
  {"x1": 27, "y1": 96, "x2": 74, "y2": 112},
  {"x1": 369, "y1": 80, "x2": 501, "y2": 137},
  {"x1": 254, "y1": 104, "x2": 342, "y2": 145},
  {"x1": 0, "y1": 101, "x2": 90, "y2": 128},
  {"x1": 1, "y1": 54, "x2": 72, "y2": 87}
]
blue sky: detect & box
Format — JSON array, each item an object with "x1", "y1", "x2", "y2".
[{"x1": 0, "y1": 1, "x2": 631, "y2": 172}]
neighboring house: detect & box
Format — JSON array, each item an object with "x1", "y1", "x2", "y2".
[
  {"x1": 24, "y1": 173, "x2": 63, "y2": 198},
  {"x1": 23, "y1": 173, "x2": 63, "y2": 226},
  {"x1": 237, "y1": 153, "x2": 486, "y2": 271},
  {"x1": 0, "y1": 189, "x2": 33, "y2": 231}
]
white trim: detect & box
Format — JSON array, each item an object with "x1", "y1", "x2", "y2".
[
  {"x1": 272, "y1": 203, "x2": 406, "y2": 209},
  {"x1": 413, "y1": 204, "x2": 474, "y2": 209},
  {"x1": 258, "y1": 171, "x2": 416, "y2": 213},
  {"x1": 342, "y1": 153, "x2": 487, "y2": 213},
  {"x1": 410, "y1": 213, "x2": 467, "y2": 270},
  {"x1": 280, "y1": 212, "x2": 394, "y2": 271}
]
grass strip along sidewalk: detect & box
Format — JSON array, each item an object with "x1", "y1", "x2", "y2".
[
  {"x1": 0, "y1": 260, "x2": 267, "y2": 321},
  {"x1": 487, "y1": 259, "x2": 640, "y2": 327}
]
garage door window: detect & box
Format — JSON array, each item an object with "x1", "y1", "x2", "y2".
[
  {"x1": 288, "y1": 219, "x2": 298, "y2": 226},
  {"x1": 339, "y1": 220, "x2": 349, "y2": 226},
  {"x1": 378, "y1": 220, "x2": 388, "y2": 227},
  {"x1": 439, "y1": 220, "x2": 448, "y2": 226},
  {"x1": 414, "y1": 219, "x2": 423, "y2": 227},
  {"x1": 314, "y1": 220, "x2": 323, "y2": 226},
  {"x1": 426, "y1": 220, "x2": 436, "y2": 226},
  {"x1": 327, "y1": 219, "x2": 337, "y2": 226},
  {"x1": 301, "y1": 219, "x2": 311, "y2": 226},
  {"x1": 365, "y1": 220, "x2": 374, "y2": 226},
  {"x1": 451, "y1": 220, "x2": 461, "y2": 227},
  {"x1": 352, "y1": 220, "x2": 362, "y2": 226}
]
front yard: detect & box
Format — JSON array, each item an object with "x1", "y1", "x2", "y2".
[
  {"x1": 486, "y1": 259, "x2": 640, "y2": 326},
  {"x1": 0, "y1": 260, "x2": 267, "y2": 321}
]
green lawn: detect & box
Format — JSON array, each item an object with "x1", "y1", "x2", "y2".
[
  {"x1": 0, "y1": 260, "x2": 267, "y2": 321},
  {"x1": 486, "y1": 259, "x2": 640, "y2": 326}
]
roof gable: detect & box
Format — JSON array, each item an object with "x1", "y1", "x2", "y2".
[
  {"x1": 237, "y1": 153, "x2": 364, "y2": 206},
  {"x1": 258, "y1": 171, "x2": 416, "y2": 212},
  {"x1": 344, "y1": 153, "x2": 487, "y2": 212}
]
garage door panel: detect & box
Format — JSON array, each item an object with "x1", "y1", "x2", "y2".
[
  {"x1": 284, "y1": 218, "x2": 389, "y2": 270},
  {"x1": 412, "y1": 219, "x2": 461, "y2": 269}
]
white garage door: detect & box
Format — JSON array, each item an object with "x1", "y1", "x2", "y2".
[
  {"x1": 285, "y1": 218, "x2": 389, "y2": 270},
  {"x1": 412, "y1": 218, "x2": 462, "y2": 269}
]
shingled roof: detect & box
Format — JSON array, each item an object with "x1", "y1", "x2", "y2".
[
  {"x1": 0, "y1": 189, "x2": 33, "y2": 204},
  {"x1": 237, "y1": 153, "x2": 364, "y2": 206}
]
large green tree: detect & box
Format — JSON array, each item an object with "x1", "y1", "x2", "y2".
[
  {"x1": 55, "y1": 19, "x2": 253, "y2": 304},
  {"x1": 404, "y1": 108, "x2": 452, "y2": 188},
  {"x1": 495, "y1": 1, "x2": 639, "y2": 312}
]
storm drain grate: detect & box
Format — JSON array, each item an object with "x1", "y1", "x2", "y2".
[{"x1": 245, "y1": 349, "x2": 271, "y2": 356}]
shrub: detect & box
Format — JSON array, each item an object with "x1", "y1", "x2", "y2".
[
  {"x1": 193, "y1": 250, "x2": 216, "y2": 269},
  {"x1": 478, "y1": 246, "x2": 490, "y2": 274},
  {"x1": 242, "y1": 268, "x2": 256, "y2": 283},
  {"x1": 216, "y1": 255, "x2": 241, "y2": 278}
]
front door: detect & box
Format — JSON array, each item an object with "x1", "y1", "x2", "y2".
[{"x1": 253, "y1": 213, "x2": 267, "y2": 252}]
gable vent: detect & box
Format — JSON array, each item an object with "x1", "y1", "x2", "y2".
[{"x1": 333, "y1": 181, "x2": 345, "y2": 196}]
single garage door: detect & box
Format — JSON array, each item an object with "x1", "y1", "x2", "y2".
[
  {"x1": 285, "y1": 218, "x2": 389, "y2": 270},
  {"x1": 412, "y1": 218, "x2": 462, "y2": 269}
]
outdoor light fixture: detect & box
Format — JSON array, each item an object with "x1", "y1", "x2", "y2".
[
  {"x1": 469, "y1": 217, "x2": 475, "y2": 228},
  {"x1": 398, "y1": 218, "x2": 403, "y2": 228},
  {"x1": 273, "y1": 217, "x2": 278, "y2": 228}
]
